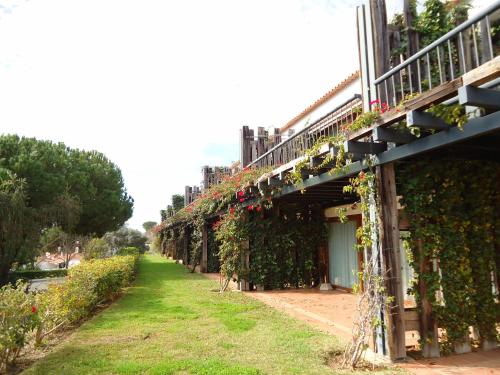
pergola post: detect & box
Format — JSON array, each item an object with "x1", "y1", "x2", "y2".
[
  {"x1": 376, "y1": 163, "x2": 407, "y2": 361},
  {"x1": 200, "y1": 224, "x2": 208, "y2": 273},
  {"x1": 239, "y1": 239, "x2": 251, "y2": 291},
  {"x1": 183, "y1": 228, "x2": 189, "y2": 265},
  {"x1": 417, "y1": 240, "x2": 440, "y2": 358}
]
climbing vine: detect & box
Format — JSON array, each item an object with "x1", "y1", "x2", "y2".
[{"x1": 399, "y1": 160, "x2": 499, "y2": 350}]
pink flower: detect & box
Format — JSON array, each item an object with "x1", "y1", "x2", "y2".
[
  {"x1": 247, "y1": 205, "x2": 254, "y2": 211},
  {"x1": 369, "y1": 99, "x2": 379, "y2": 106},
  {"x1": 237, "y1": 191, "x2": 244, "y2": 197},
  {"x1": 239, "y1": 198, "x2": 245, "y2": 203},
  {"x1": 255, "y1": 205, "x2": 262, "y2": 212}
]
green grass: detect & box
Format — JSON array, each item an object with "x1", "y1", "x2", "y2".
[{"x1": 23, "y1": 255, "x2": 400, "y2": 375}]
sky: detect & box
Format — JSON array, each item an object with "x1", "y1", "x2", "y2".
[{"x1": 0, "y1": 0, "x2": 489, "y2": 231}]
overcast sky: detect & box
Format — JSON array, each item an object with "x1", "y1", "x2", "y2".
[{"x1": 0, "y1": 0, "x2": 488, "y2": 231}]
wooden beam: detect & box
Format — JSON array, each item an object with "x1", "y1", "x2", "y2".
[
  {"x1": 458, "y1": 85, "x2": 500, "y2": 110},
  {"x1": 344, "y1": 140, "x2": 387, "y2": 155},
  {"x1": 376, "y1": 163, "x2": 406, "y2": 361},
  {"x1": 406, "y1": 110, "x2": 449, "y2": 130},
  {"x1": 373, "y1": 127, "x2": 417, "y2": 144},
  {"x1": 267, "y1": 177, "x2": 280, "y2": 187},
  {"x1": 293, "y1": 165, "x2": 310, "y2": 179},
  {"x1": 257, "y1": 180, "x2": 267, "y2": 191}
]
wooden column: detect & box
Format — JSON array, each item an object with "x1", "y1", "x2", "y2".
[
  {"x1": 200, "y1": 224, "x2": 208, "y2": 273},
  {"x1": 376, "y1": 163, "x2": 407, "y2": 361},
  {"x1": 417, "y1": 240, "x2": 440, "y2": 358},
  {"x1": 239, "y1": 239, "x2": 251, "y2": 291},
  {"x1": 183, "y1": 228, "x2": 189, "y2": 265}
]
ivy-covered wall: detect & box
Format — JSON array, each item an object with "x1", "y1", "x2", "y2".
[{"x1": 399, "y1": 159, "x2": 500, "y2": 350}]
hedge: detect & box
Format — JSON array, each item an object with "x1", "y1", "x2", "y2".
[
  {"x1": 9, "y1": 269, "x2": 68, "y2": 283},
  {"x1": 0, "y1": 254, "x2": 139, "y2": 371}
]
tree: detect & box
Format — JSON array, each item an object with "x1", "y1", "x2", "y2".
[
  {"x1": 142, "y1": 221, "x2": 157, "y2": 232},
  {"x1": 0, "y1": 135, "x2": 134, "y2": 236},
  {"x1": 84, "y1": 238, "x2": 111, "y2": 260},
  {"x1": 0, "y1": 173, "x2": 38, "y2": 284},
  {"x1": 172, "y1": 194, "x2": 184, "y2": 212},
  {"x1": 0, "y1": 135, "x2": 133, "y2": 283},
  {"x1": 103, "y1": 226, "x2": 148, "y2": 253}
]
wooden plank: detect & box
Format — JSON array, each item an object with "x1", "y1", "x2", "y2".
[
  {"x1": 376, "y1": 163, "x2": 407, "y2": 360},
  {"x1": 349, "y1": 77, "x2": 463, "y2": 141},
  {"x1": 462, "y1": 55, "x2": 500, "y2": 86}
]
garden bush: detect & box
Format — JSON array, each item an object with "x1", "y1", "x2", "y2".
[
  {"x1": 116, "y1": 246, "x2": 140, "y2": 257},
  {"x1": 8, "y1": 269, "x2": 67, "y2": 283},
  {"x1": 0, "y1": 281, "x2": 40, "y2": 372},
  {"x1": 35, "y1": 254, "x2": 139, "y2": 345}
]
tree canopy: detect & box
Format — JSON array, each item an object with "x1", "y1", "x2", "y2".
[
  {"x1": 0, "y1": 135, "x2": 133, "y2": 283},
  {"x1": 103, "y1": 226, "x2": 148, "y2": 253},
  {"x1": 0, "y1": 135, "x2": 134, "y2": 236},
  {"x1": 142, "y1": 221, "x2": 157, "y2": 232}
]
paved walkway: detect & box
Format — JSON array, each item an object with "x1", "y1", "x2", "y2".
[
  {"x1": 247, "y1": 289, "x2": 500, "y2": 375},
  {"x1": 203, "y1": 276, "x2": 500, "y2": 375}
]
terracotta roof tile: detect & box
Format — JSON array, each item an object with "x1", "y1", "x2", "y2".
[{"x1": 280, "y1": 71, "x2": 360, "y2": 133}]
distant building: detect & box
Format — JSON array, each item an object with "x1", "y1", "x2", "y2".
[{"x1": 36, "y1": 250, "x2": 83, "y2": 270}]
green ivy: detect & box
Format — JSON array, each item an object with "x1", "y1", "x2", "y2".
[{"x1": 399, "y1": 160, "x2": 499, "y2": 350}]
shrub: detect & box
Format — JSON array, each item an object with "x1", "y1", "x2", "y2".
[
  {"x1": 117, "y1": 247, "x2": 140, "y2": 257},
  {"x1": 84, "y1": 238, "x2": 111, "y2": 260},
  {"x1": 0, "y1": 281, "x2": 40, "y2": 372},
  {"x1": 35, "y1": 255, "x2": 139, "y2": 344},
  {"x1": 9, "y1": 269, "x2": 68, "y2": 283}
]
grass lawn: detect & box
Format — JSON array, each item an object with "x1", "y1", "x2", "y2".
[{"x1": 22, "y1": 255, "x2": 401, "y2": 375}]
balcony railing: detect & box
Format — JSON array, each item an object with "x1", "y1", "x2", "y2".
[
  {"x1": 247, "y1": 94, "x2": 362, "y2": 169},
  {"x1": 375, "y1": 1, "x2": 500, "y2": 107}
]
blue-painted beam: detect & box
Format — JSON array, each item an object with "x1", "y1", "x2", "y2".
[
  {"x1": 278, "y1": 110, "x2": 500, "y2": 198},
  {"x1": 458, "y1": 85, "x2": 500, "y2": 110}
]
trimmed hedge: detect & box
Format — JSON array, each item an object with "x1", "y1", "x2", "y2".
[
  {"x1": 0, "y1": 254, "x2": 140, "y2": 371},
  {"x1": 117, "y1": 246, "x2": 140, "y2": 257},
  {"x1": 9, "y1": 269, "x2": 68, "y2": 283},
  {"x1": 36, "y1": 254, "x2": 139, "y2": 335}
]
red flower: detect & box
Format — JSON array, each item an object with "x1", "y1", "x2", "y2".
[
  {"x1": 237, "y1": 191, "x2": 244, "y2": 197},
  {"x1": 229, "y1": 207, "x2": 235, "y2": 214},
  {"x1": 369, "y1": 99, "x2": 379, "y2": 106},
  {"x1": 247, "y1": 205, "x2": 254, "y2": 211},
  {"x1": 256, "y1": 205, "x2": 262, "y2": 212},
  {"x1": 359, "y1": 171, "x2": 365, "y2": 181},
  {"x1": 239, "y1": 198, "x2": 245, "y2": 203},
  {"x1": 31, "y1": 306, "x2": 37, "y2": 314}
]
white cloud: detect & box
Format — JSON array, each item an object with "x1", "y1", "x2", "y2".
[{"x1": 0, "y1": 0, "x2": 362, "y2": 230}]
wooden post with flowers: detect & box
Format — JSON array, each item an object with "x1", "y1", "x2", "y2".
[{"x1": 375, "y1": 163, "x2": 407, "y2": 361}]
